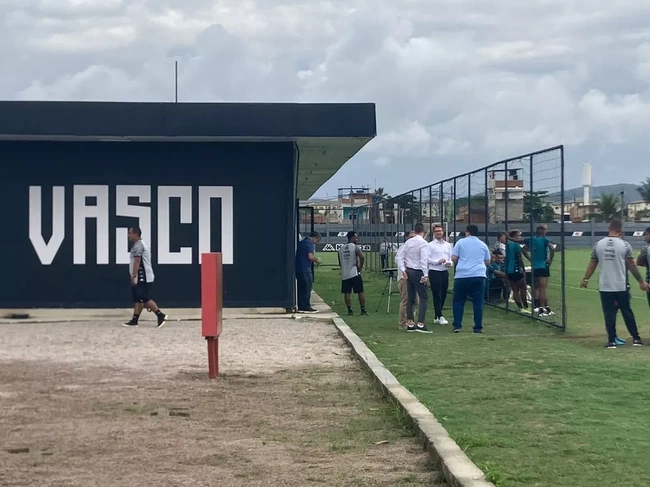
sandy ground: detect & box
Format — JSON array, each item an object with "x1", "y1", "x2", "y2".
[{"x1": 0, "y1": 318, "x2": 441, "y2": 487}]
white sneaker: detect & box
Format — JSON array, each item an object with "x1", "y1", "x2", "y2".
[
  {"x1": 433, "y1": 318, "x2": 440, "y2": 324},
  {"x1": 438, "y1": 317, "x2": 449, "y2": 325}
]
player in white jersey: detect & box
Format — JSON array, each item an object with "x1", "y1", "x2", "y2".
[
  {"x1": 338, "y1": 231, "x2": 368, "y2": 316},
  {"x1": 581, "y1": 219, "x2": 647, "y2": 348},
  {"x1": 123, "y1": 226, "x2": 168, "y2": 328}
]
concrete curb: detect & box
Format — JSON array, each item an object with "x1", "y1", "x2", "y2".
[{"x1": 331, "y1": 316, "x2": 495, "y2": 487}]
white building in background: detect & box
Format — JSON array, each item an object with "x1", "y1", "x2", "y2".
[{"x1": 627, "y1": 200, "x2": 650, "y2": 221}]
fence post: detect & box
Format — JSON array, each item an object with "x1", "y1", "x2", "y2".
[
  {"x1": 484, "y1": 169, "x2": 489, "y2": 244},
  {"x1": 504, "y1": 160, "x2": 509, "y2": 233},
  {"x1": 560, "y1": 146, "x2": 567, "y2": 331},
  {"x1": 529, "y1": 155, "x2": 536, "y2": 316},
  {"x1": 453, "y1": 179, "x2": 457, "y2": 243}
]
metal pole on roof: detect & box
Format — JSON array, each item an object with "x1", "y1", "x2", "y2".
[{"x1": 175, "y1": 61, "x2": 178, "y2": 103}]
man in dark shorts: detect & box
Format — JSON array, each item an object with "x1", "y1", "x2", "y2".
[
  {"x1": 505, "y1": 230, "x2": 530, "y2": 313},
  {"x1": 123, "y1": 227, "x2": 168, "y2": 328},
  {"x1": 338, "y1": 231, "x2": 368, "y2": 316},
  {"x1": 523, "y1": 226, "x2": 555, "y2": 316}
]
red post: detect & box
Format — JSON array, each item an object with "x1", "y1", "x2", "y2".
[{"x1": 201, "y1": 252, "x2": 223, "y2": 379}]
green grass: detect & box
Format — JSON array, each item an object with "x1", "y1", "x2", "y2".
[{"x1": 314, "y1": 249, "x2": 650, "y2": 487}]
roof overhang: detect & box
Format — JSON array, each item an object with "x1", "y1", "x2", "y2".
[{"x1": 0, "y1": 101, "x2": 376, "y2": 199}]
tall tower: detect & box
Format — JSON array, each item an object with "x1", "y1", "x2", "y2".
[{"x1": 582, "y1": 163, "x2": 592, "y2": 206}]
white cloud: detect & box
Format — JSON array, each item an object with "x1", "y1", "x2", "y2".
[{"x1": 2, "y1": 0, "x2": 650, "y2": 196}]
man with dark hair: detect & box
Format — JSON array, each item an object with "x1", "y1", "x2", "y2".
[
  {"x1": 295, "y1": 231, "x2": 321, "y2": 313},
  {"x1": 427, "y1": 224, "x2": 453, "y2": 324},
  {"x1": 123, "y1": 227, "x2": 168, "y2": 328},
  {"x1": 339, "y1": 231, "x2": 368, "y2": 316},
  {"x1": 505, "y1": 230, "x2": 530, "y2": 313},
  {"x1": 523, "y1": 225, "x2": 555, "y2": 316},
  {"x1": 451, "y1": 224, "x2": 491, "y2": 333},
  {"x1": 581, "y1": 219, "x2": 647, "y2": 348},
  {"x1": 396, "y1": 222, "x2": 431, "y2": 333},
  {"x1": 397, "y1": 230, "x2": 418, "y2": 329},
  {"x1": 487, "y1": 250, "x2": 506, "y2": 303}
]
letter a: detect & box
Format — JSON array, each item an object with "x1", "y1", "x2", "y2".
[{"x1": 29, "y1": 186, "x2": 65, "y2": 265}]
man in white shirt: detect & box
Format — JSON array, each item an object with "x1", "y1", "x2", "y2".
[
  {"x1": 396, "y1": 223, "x2": 432, "y2": 333},
  {"x1": 338, "y1": 231, "x2": 368, "y2": 316},
  {"x1": 397, "y1": 231, "x2": 417, "y2": 329},
  {"x1": 451, "y1": 224, "x2": 491, "y2": 333},
  {"x1": 427, "y1": 224, "x2": 453, "y2": 325}
]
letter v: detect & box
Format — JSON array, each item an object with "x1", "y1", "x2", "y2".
[{"x1": 29, "y1": 186, "x2": 65, "y2": 265}]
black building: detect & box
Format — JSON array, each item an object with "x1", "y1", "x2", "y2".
[{"x1": 0, "y1": 101, "x2": 376, "y2": 309}]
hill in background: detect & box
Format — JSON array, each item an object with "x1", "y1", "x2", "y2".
[{"x1": 547, "y1": 183, "x2": 642, "y2": 203}]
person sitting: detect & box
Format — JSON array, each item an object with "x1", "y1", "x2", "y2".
[{"x1": 487, "y1": 250, "x2": 506, "y2": 303}]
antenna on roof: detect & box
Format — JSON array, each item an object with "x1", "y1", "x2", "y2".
[{"x1": 174, "y1": 61, "x2": 178, "y2": 103}]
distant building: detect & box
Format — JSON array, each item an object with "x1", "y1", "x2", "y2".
[{"x1": 627, "y1": 200, "x2": 650, "y2": 222}]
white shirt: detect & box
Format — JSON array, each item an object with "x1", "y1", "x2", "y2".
[
  {"x1": 427, "y1": 238, "x2": 453, "y2": 271},
  {"x1": 396, "y1": 235, "x2": 428, "y2": 276}
]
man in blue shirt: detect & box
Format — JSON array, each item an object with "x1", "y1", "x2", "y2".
[
  {"x1": 295, "y1": 232, "x2": 321, "y2": 313},
  {"x1": 523, "y1": 226, "x2": 555, "y2": 316},
  {"x1": 505, "y1": 230, "x2": 530, "y2": 313},
  {"x1": 451, "y1": 224, "x2": 491, "y2": 333}
]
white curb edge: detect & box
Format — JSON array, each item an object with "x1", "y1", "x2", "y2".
[{"x1": 331, "y1": 316, "x2": 495, "y2": 487}]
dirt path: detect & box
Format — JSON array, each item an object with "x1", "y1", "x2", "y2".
[{"x1": 0, "y1": 318, "x2": 442, "y2": 487}]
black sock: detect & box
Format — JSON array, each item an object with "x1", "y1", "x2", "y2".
[
  {"x1": 155, "y1": 310, "x2": 164, "y2": 317},
  {"x1": 360, "y1": 306, "x2": 366, "y2": 313},
  {"x1": 132, "y1": 314, "x2": 140, "y2": 322},
  {"x1": 347, "y1": 306, "x2": 353, "y2": 312},
  {"x1": 534, "y1": 299, "x2": 540, "y2": 308}
]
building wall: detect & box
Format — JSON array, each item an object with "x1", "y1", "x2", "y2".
[{"x1": 0, "y1": 140, "x2": 296, "y2": 308}]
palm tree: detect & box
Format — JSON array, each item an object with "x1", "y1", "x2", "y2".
[
  {"x1": 637, "y1": 177, "x2": 650, "y2": 204},
  {"x1": 592, "y1": 193, "x2": 621, "y2": 222}
]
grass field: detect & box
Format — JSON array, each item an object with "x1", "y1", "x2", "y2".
[{"x1": 313, "y1": 248, "x2": 650, "y2": 487}]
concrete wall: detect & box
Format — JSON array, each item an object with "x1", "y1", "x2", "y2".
[{"x1": 1, "y1": 140, "x2": 297, "y2": 308}]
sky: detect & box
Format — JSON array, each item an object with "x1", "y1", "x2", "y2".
[{"x1": 2, "y1": 0, "x2": 650, "y2": 199}]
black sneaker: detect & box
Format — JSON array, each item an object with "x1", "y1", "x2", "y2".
[
  {"x1": 122, "y1": 320, "x2": 138, "y2": 328},
  {"x1": 348, "y1": 309, "x2": 353, "y2": 316},
  {"x1": 634, "y1": 339, "x2": 643, "y2": 347},
  {"x1": 605, "y1": 342, "x2": 617, "y2": 349},
  {"x1": 452, "y1": 328, "x2": 461, "y2": 333},
  {"x1": 156, "y1": 313, "x2": 167, "y2": 328},
  {"x1": 406, "y1": 325, "x2": 417, "y2": 332},
  {"x1": 360, "y1": 310, "x2": 369, "y2": 316},
  {"x1": 415, "y1": 324, "x2": 432, "y2": 334}
]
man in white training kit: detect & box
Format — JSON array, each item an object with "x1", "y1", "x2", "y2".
[
  {"x1": 338, "y1": 231, "x2": 368, "y2": 316},
  {"x1": 396, "y1": 223, "x2": 431, "y2": 333},
  {"x1": 123, "y1": 226, "x2": 168, "y2": 328},
  {"x1": 581, "y1": 219, "x2": 647, "y2": 348}
]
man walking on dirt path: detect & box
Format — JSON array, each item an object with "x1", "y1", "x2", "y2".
[
  {"x1": 123, "y1": 227, "x2": 168, "y2": 328},
  {"x1": 581, "y1": 219, "x2": 647, "y2": 348}
]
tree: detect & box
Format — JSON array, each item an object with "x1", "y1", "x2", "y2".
[
  {"x1": 523, "y1": 190, "x2": 555, "y2": 223},
  {"x1": 638, "y1": 177, "x2": 650, "y2": 204},
  {"x1": 387, "y1": 193, "x2": 420, "y2": 224},
  {"x1": 370, "y1": 187, "x2": 390, "y2": 224},
  {"x1": 593, "y1": 193, "x2": 621, "y2": 222}
]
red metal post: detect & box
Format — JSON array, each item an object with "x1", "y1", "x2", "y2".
[{"x1": 201, "y1": 252, "x2": 223, "y2": 379}]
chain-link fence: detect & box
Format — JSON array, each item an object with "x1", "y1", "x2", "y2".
[{"x1": 353, "y1": 146, "x2": 566, "y2": 330}]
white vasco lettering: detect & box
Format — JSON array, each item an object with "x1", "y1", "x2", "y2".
[{"x1": 28, "y1": 185, "x2": 234, "y2": 266}]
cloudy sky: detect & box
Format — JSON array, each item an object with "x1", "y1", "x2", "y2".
[{"x1": 2, "y1": 0, "x2": 650, "y2": 199}]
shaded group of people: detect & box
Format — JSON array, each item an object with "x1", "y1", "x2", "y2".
[
  {"x1": 486, "y1": 226, "x2": 556, "y2": 317},
  {"x1": 395, "y1": 223, "x2": 557, "y2": 333}
]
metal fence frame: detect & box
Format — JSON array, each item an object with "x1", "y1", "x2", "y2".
[{"x1": 352, "y1": 146, "x2": 567, "y2": 330}]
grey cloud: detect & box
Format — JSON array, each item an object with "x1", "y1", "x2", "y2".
[{"x1": 2, "y1": 0, "x2": 650, "y2": 195}]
